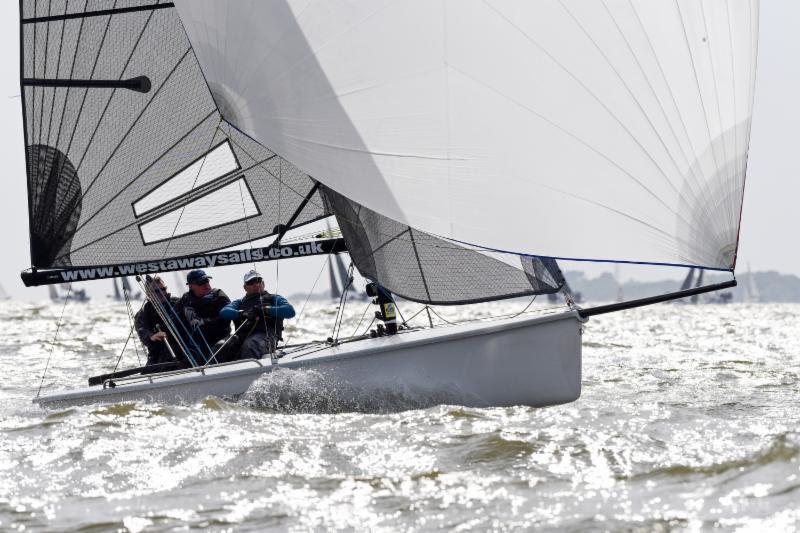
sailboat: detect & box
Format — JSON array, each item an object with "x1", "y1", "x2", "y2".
[
  {"x1": 19, "y1": 1, "x2": 757, "y2": 408},
  {"x1": 109, "y1": 277, "x2": 142, "y2": 301},
  {"x1": 0, "y1": 283, "x2": 9, "y2": 301},
  {"x1": 48, "y1": 283, "x2": 89, "y2": 303}
]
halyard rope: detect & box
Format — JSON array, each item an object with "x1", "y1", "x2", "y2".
[{"x1": 37, "y1": 285, "x2": 72, "y2": 398}]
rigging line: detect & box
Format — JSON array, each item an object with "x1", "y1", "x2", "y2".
[
  {"x1": 159, "y1": 115, "x2": 224, "y2": 260},
  {"x1": 408, "y1": 228, "x2": 432, "y2": 302},
  {"x1": 398, "y1": 305, "x2": 428, "y2": 328},
  {"x1": 332, "y1": 266, "x2": 353, "y2": 343},
  {"x1": 138, "y1": 276, "x2": 200, "y2": 366},
  {"x1": 73, "y1": 5, "x2": 161, "y2": 176},
  {"x1": 137, "y1": 276, "x2": 197, "y2": 364},
  {"x1": 558, "y1": 0, "x2": 683, "y2": 195},
  {"x1": 348, "y1": 300, "x2": 373, "y2": 338},
  {"x1": 111, "y1": 326, "x2": 135, "y2": 375},
  {"x1": 68, "y1": 109, "x2": 219, "y2": 237},
  {"x1": 223, "y1": 128, "x2": 323, "y2": 212},
  {"x1": 48, "y1": 0, "x2": 116, "y2": 209},
  {"x1": 329, "y1": 265, "x2": 351, "y2": 343},
  {"x1": 120, "y1": 284, "x2": 145, "y2": 368},
  {"x1": 283, "y1": 252, "x2": 334, "y2": 347},
  {"x1": 75, "y1": 46, "x2": 194, "y2": 206},
  {"x1": 36, "y1": 284, "x2": 71, "y2": 398},
  {"x1": 273, "y1": 154, "x2": 285, "y2": 345},
  {"x1": 231, "y1": 147, "x2": 275, "y2": 350}
]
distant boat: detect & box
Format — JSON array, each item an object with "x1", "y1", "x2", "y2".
[
  {"x1": 678, "y1": 269, "x2": 731, "y2": 304},
  {"x1": 0, "y1": 283, "x2": 9, "y2": 301},
  {"x1": 49, "y1": 284, "x2": 90, "y2": 303},
  {"x1": 745, "y1": 264, "x2": 760, "y2": 303},
  {"x1": 109, "y1": 277, "x2": 142, "y2": 301}
]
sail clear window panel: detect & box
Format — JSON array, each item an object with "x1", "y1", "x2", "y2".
[
  {"x1": 132, "y1": 140, "x2": 240, "y2": 216},
  {"x1": 138, "y1": 178, "x2": 259, "y2": 245},
  {"x1": 176, "y1": 0, "x2": 758, "y2": 271}
]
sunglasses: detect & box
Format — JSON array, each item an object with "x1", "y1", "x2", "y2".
[{"x1": 245, "y1": 278, "x2": 263, "y2": 285}]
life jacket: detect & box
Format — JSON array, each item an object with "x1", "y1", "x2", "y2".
[
  {"x1": 236, "y1": 290, "x2": 284, "y2": 340},
  {"x1": 180, "y1": 288, "x2": 231, "y2": 343}
]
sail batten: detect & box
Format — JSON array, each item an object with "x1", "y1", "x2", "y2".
[{"x1": 176, "y1": 0, "x2": 758, "y2": 271}]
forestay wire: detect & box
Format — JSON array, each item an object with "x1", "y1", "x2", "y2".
[{"x1": 37, "y1": 285, "x2": 72, "y2": 397}]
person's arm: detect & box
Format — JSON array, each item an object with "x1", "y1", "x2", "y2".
[
  {"x1": 212, "y1": 290, "x2": 233, "y2": 324},
  {"x1": 134, "y1": 306, "x2": 158, "y2": 348},
  {"x1": 219, "y1": 299, "x2": 242, "y2": 320},
  {"x1": 268, "y1": 295, "x2": 296, "y2": 319}
]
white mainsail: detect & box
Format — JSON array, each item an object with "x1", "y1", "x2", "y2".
[{"x1": 176, "y1": 0, "x2": 759, "y2": 270}]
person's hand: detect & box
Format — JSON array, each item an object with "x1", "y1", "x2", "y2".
[
  {"x1": 190, "y1": 318, "x2": 203, "y2": 330},
  {"x1": 150, "y1": 332, "x2": 167, "y2": 342},
  {"x1": 239, "y1": 309, "x2": 257, "y2": 321},
  {"x1": 262, "y1": 305, "x2": 273, "y2": 317}
]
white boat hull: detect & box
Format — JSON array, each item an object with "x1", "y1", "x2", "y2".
[{"x1": 34, "y1": 310, "x2": 585, "y2": 410}]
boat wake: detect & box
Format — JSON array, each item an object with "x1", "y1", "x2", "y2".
[{"x1": 239, "y1": 368, "x2": 467, "y2": 414}]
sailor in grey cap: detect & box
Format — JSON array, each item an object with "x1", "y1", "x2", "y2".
[{"x1": 219, "y1": 270, "x2": 296, "y2": 359}]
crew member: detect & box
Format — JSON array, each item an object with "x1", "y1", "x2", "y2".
[
  {"x1": 134, "y1": 276, "x2": 182, "y2": 371},
  {"x1": 219, "y1": 270, "x2": 295, "y2": 359},
  {"x1": 179, "y1": 270, "x2": 232, "y2": 360}
]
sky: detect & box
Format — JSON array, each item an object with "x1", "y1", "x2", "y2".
[{"x1": 0, "y1": 1, "x2": 798, "y2": 301}]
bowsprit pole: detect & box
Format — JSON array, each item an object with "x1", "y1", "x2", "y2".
[{"x1": 577, "y1": 279, "x2": 737, "y2": 318}]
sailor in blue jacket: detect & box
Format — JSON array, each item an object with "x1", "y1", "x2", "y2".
[{"x1": 219, "y1": 270, "x2": 296, "y2": 359}]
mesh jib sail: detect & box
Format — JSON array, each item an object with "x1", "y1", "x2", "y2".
[{"x1": 20, "y1": 0, "x2": 324, "y2": 271}]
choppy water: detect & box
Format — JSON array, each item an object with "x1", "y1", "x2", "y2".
[{"x1": 1, "y1": 299, "x2": 799, "y2": 531}]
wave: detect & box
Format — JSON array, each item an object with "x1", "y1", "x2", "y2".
[{"x1": 631, "y1": 433, "x2": 799, "y2": 480}]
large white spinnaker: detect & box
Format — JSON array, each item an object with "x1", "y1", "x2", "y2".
[{"x1": 175, "y1": 0, "x2": 759, "y2": 271}]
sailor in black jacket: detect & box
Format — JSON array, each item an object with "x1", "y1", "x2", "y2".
[
  {"x1": 134, "y1": 276, "x2": 182, "y2": 369},
  {"x1": 178, "y1": 269, "x2": 232, "y2": 351}
]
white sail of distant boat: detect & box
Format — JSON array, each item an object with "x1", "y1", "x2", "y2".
[
  {"x1": 0, "y1": 283, "x2": 9, "y2": 301},
  {"x1": 746, "y1": 263, "x2": 760, "y2": 302},
  {"x1": 18, "y1": 1, "x2": 758, "y2": 408}
]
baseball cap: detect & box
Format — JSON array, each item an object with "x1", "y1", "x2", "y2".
[
  {"x1": 243, "y1": 270, "x2": 262, "y2": 283},
  {"x1": 186, "y1": 269, "x2": 212, "y2": 285}
]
